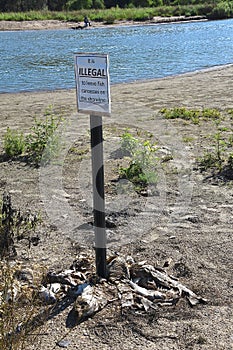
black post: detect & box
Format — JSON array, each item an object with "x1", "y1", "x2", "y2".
[{"x1": 90, "y1": 115, "x2": 107, "y2": 279}]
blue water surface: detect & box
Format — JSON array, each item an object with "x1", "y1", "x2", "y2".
[{"x1": 0, "y1": 19, "x2": 233, "y2": 93}]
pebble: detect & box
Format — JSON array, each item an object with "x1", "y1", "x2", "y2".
[{"x1": 57, "y1": 339, "x2": 71, "y2": 348}]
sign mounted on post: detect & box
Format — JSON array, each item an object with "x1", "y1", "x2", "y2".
[
  {"x1": 74, "y1": 53, "x2": 111, "y2": 116},
  {"x1": 74, "y1": 52, "x2": 111, "y2": 278}
]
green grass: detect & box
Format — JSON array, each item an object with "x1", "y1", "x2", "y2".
[
  {"x1": 182, "y1": 136, "x2": 195, "y2": 143},
  {"x1": 1, "y1": 0, "x2": 233, "y2": 23},
  {"x1": 159, "y1": 107, "x2": 233, "y2": 177},
  {"x1": 0, "y1": 8, "x2": 156, "y2": 22},
  {"x1": 1, "y1": 4, "x2": 232, "y2": 23},
  {"x1": 160, "y1": 107, "x2": 222, "y2": 124}
]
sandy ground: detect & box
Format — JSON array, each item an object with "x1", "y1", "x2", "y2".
[{"x1": 0, "y1": 65, "x2": 233, "y2": 349}]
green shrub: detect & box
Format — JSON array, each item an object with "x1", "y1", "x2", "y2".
[
  {"x1": 208, "y1": 1, "x2": 233, "y2": 19},
  {"x1": 66, "y1": 0, "x2": 93, "y2": 11},
  {"x1": 2, "y1": 108, "x2": 62, "y2": 167},
  {"x1": 198, "y1": 152, "x2": 221, "y2": 171},
  {"x1": 104, "y1": 14, "x2": 115, "y2": 24},
  {"x1": 198, "y1": 120, "x2": 233, "y2": 175},
  {"x1": 92, "y1": 0, "x2": 105, "y2": 9},
  {"x1": 120, "y1": 131, "x2": 139, "y2": 156},
  {"x1": 25, "y1": 108, "x2": 62, "y2": 166},
  {"x1": 4, "y1": 128, "x2": 25, "y2": 158},
  {"x1": 119, "y1": 132, "x2": 158, "y2": 192}
]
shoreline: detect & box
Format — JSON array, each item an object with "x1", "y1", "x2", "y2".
[
  {"x1": 0, "y1": 64, "x2": 233, "y2": 132},
  {"x1": 0, "y1": 15, "x2": 207, "y2": 31},
  {"x1": 1, "y1": 63, "x2": 232, "y2": 96}
]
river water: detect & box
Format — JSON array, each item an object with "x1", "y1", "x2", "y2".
[{"x1": 0, "y1": 18, "x2": 233, "y2": 93}]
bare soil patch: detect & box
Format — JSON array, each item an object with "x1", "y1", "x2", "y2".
[{"x1": 0, "y1": 66, "x2": 232, "y2": 349}]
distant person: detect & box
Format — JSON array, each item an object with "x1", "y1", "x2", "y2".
[{"x1": 84, "y1": 16, "x2": 91, "y2": 28}]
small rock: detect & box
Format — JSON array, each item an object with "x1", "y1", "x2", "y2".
[
  {"x1": 57, "y1": 339, "x2": 71, "y2": 348},
  {"x1": 106, "y1": 217, "x2": 117, "y2": 228}
]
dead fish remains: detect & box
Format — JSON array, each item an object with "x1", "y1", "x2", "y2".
[
  {"x1": 0, "y1": 253, "x2": 207, "y2": 327},
  {"x1": 40, "y1": 254, "x2": 207, "y2": 321}
]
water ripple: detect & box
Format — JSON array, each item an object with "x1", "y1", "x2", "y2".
[{"x1": 0, "y1": 19, "x2": 232, "y2": 93}]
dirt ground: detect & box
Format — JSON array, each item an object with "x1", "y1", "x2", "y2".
[{"x1": 0, "y1": 65, "x2": 233, "y2": 349}]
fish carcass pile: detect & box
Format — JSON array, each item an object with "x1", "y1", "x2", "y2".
[{"x1": 40, "y1": 253, "x2": 207, "y2": 321}]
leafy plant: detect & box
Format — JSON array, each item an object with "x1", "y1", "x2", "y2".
[
  {"x1": 198, "y1": 120, "x2": 233, "y2": 176},
  {"x1": 208, "y1": 1, "x2": 233, "y2": 19},
  {"x1": 103, "y1": 14, "x2": 115, "y2": 24},
  {"x1": 25, "y1": 108, "x2": 62, "y2": 166},
  {"x1": 2, "y1": 107, "x2": 63, "y2": 167},
  {"x1": 119, "y1": 131, "x2": 159, "y2": 193},
  {"x1": 120, "y1": 131, "x2": 140, "y2": 156},
  {"x1": 198, "y1": 152, "x2": 221, "y2": 171},
  {"x1": 4, "y1": 128, "x2": 25, "y2": 158}
]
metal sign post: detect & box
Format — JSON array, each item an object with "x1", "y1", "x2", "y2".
[
  {"x1": 90, "y1": 115, "x2": 107, "y2": 278},
  {"x1": 74, "y1": 53, "x2": 111, "y2": 279}
]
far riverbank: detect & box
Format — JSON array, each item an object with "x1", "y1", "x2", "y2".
[{"x1": 0, "y1": 15, "x2": 207, "y2": 31}]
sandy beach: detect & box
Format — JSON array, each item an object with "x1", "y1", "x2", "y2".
[
  {"x1": 0, "y1": 62, "x2": 233, "y2": 349},
  {"x1": 1, "y1": 64, "x2": 233, "y2": 133}
]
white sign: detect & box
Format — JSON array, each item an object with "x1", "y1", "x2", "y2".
[{"x1": 74, "y1": 53, "x2": 111, "y2": 116}]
